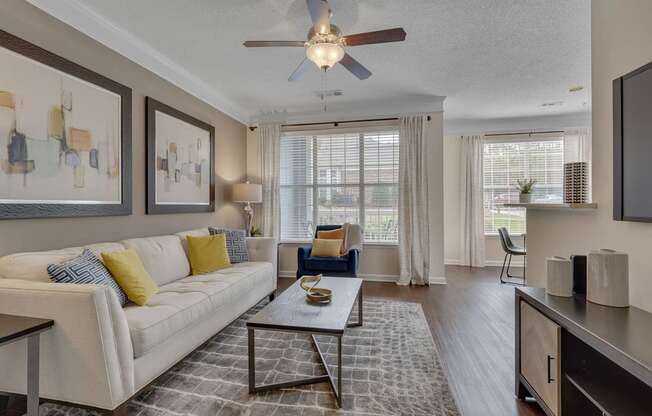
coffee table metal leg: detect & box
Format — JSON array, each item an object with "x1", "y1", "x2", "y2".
[
  {"x1": 358, "y1": 289, "x2": 363, "y2": 326},
  {"x1": 27, "y1": 334, "x2": 39, "y2": 416},
  {"x1": 249, "y1": 329, "x2": 329, "y2": 395},
  {"x1": 337, "y1": 335, "x2": 343, "y2": 408},
  {"x1": 248, "y1": 328, "x2": 255, "y2": 394},
  {"x1": 347, "y1": 288, "x2": 363, "y2": 328}
]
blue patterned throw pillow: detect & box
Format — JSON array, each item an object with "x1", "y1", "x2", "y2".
[
  {"x1": 47, "y1": 249, "x2": 128, "y2": 306},
  {"x1": 208, "y1": 228, "x2": 249, "y2": 263}
]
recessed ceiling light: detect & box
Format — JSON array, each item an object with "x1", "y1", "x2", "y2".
[
  {"x1": 541, "y1": 101, "x2": 564, "y2": 107},
  {"x1": 569, "y1": 85, "x2": 585, "y2": 93}
]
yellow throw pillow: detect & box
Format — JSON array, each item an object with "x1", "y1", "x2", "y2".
[
  {"x1": 102, "y1": 249, "x2": 158, "y2": 306},
  {"x1": 311, "y1": 238, "x2": 344, "y2": 257},
  {"x1": 187, "y1": 234, "x2": 231, "y2": 275},
  {"x1": 317, "y1": 228, "x2": 346, "y2": 254}
]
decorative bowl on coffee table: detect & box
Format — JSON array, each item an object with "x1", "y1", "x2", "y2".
[{"x1": 300, "y1": 275, "x2": 332, "y2": 304}]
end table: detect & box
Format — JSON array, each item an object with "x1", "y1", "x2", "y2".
[{"x1": 0, "y1": 314, "x2": 54, "y2": 416}]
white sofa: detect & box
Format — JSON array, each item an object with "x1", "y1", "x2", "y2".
[{"x1": 0, "y1": 228, "x2": 277, "y2": 413}]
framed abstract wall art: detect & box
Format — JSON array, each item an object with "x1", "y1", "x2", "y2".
[
  {"x1": 146, "y1": 97, "x2": 215, "y2": 214},
  {"x1": 0, "y1": 30, "x2": 132, "y2": 219}
]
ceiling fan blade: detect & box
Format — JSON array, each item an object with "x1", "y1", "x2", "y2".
[
  {"x1": 343, "y1": 28, "x2": 407, "y2": 46},
  {"x1": 306, "y1": 0, "x2": 331, "y2": 35},
  {"x1": 243, "y1": 41, "x2": 305, "y2": 47},
  {"x1": 288, "y1": 58, "x2": 313, "y2": 82},
  {"x1": 339, "y1": 53, "x2": 372, "y2": 80}
]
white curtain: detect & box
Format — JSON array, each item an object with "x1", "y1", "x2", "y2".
[
  {"x1": 398, "y1": 115, "x2": 430, "y2": 286},
  {"x1": 257, "y1": 123, "x2": 281, "y2": 238},
  {"x1": 564, "y1": 127, "x2": 592, "y2": 201},
  {"x1": 459, "y1": 135, "x2": 485, "y2": 267}
]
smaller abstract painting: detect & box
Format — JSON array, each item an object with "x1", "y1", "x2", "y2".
[{"x1": 146, "y1": 97, "x2": 214, "y2": 214}]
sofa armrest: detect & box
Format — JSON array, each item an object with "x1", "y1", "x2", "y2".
[
  {"x1": 0, "y1": 279, "x2": 134, "y2": 410},
  {"x1": 246, "y1": 237, "x2": 278, "y2": 285}
]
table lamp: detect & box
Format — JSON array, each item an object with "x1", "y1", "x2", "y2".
[{"x1": 233, "y1": 181, "x2": 262, "y2": 236}]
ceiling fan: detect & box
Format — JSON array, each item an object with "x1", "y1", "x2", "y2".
[{"x1": 243, "y1": 0, "x2": 407, "y2": 82}]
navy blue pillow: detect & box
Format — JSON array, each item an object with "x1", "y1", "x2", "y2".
[
  {"x1": 47, "y1": 249, "x2": 128, "y2": 306},
  {"x1": 208, "y1": 228, "x2": 249, "y2": 263}
]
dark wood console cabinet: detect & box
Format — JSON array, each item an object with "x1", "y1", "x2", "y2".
[{"x1": 516, "y1": 287, "x2": 652, "y2": 416}]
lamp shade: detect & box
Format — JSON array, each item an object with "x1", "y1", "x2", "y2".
[{"x1": 233, "y1": 182, "x2": 262, "y2": 203}]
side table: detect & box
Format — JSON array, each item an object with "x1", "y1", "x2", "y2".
[{"x1": 0, "y1": 314, "x2": 54, "y2": 416}]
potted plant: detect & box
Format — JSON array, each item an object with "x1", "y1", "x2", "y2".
[
  {"x1": 250, "y1": 225, "x2": 263, "y2": 237},
  {"x1": 515, "y1": 179, "x2": 537, "y2": 203}
]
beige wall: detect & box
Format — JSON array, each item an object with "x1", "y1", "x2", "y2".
[
  {"x1": 0, "y1": 0, "x2": 247, "y2": 256},
  {"x1": 526, "y1": 0, "x2": 652, "y2": 312},
  {"x1": 246, "y1": 113, "x2": 445, "y2": 282}
]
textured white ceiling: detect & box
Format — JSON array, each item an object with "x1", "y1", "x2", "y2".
[{"x1": 41, "y1": 0, "x2": 591, "y2": 124}]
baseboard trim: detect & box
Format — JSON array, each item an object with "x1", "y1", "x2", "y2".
[
  {"x1": 445, "y1": 259, "x2": 524, "y2": 267},
  {"x1": 280, "y1": 270, "x2": 399, "y2": 282},
  {"x1": 486, "y1": 259, "x2": 525, "y2": 267},
  {"x1": 281, "y1": 271, "x2": 447, "y2": 285},
  {"x1": 429, "y1": 276, "x2": 447, "y2": 285}
]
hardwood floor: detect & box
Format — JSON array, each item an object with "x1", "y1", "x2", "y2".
[{"x1": 280, "y1": 266, "x2": 545, "y2": 416}]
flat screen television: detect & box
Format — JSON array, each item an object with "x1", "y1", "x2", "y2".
[{"x1": 614, "y1": 60, "x2": 652, "y2": 222}]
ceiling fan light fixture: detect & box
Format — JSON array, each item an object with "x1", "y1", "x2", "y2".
[{"x1": 306, "y1": 36, "x2": 345, "y2": 69}]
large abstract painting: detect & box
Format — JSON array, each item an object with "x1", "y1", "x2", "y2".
[
  {"x1": 0, "y1": 30, "x2": 131, "y2": 219},
  {"x1": 146, "y1": 97, "x2": 214, "y2": 214}
]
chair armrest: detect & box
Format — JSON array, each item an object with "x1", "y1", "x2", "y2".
[
  {"x1": 0, "y1": 279, "x2": 134, "y2": 410},
  {"x1": 346, "y1": 249, "x2": 360, "y2": 273},
  {"x1": 297, "y1": 246, "x2": 313, "y2": 261}
]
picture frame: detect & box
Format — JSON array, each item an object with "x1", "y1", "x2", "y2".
[
  {"x1": 0, "y1": 29, "x2": 132, "y2": 219},
  {"x1": 146, "y1": 97, "x2": 215, "y2": 214}
]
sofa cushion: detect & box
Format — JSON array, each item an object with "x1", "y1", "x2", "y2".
[
  {"x1": 311, "y1": 239, "x2": 343, "y2": 257},
  {"x1": 209, "y1": 228, "x2": 249, "y2": 263},
  {"x1": 317, "y1": 227, "x2": 345, "y2": 254},
  {"x1": 304, "y1": 256, "x2": 349, "y2": 272},
  {"x1": 187, "y1": 234, "x2": 231, "y2": 275},
  {"x1": 124, "y1": 290, "x2": 211, "y2": 358},
  {"x1": 121, "y1": 236, "x2": 190, "y2": 286},
  {"x1": 175, "y1": 228, "x2": 210, "y2": 255},
  {"x1": 102, "y1": 249, "x2": 159, "y2": 306},
  {"x1": 123, "y1": 261, "x2": 273, "y2": 358},
  {"x1": 47, "y1": 249, "x2": 128, "y2": 306},
  {"x1": 0, "y1": 242, "x2": 125, "y2": 282}
]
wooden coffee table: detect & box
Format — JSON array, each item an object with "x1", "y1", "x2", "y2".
[{"x1": 247, "y1": 276, "x2": 363, "y2": 407}]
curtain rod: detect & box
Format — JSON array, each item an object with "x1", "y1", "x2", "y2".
[
  {"x1": 483, "y1": 130, "x2": 564, "y2": 137},
  {"x1": 248, "y1": 116, "x2": 431, "y2": 131}
]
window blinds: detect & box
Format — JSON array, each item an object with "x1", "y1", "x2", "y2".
[
  {"x1": 280, "y1": 129, "x2": 399, "y2": 242},
  {"x1": 483, "y1": 136, "x2": 564, "y2": 234}
]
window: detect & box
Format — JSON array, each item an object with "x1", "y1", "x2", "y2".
[
  {"x1": 483, "y1": 135, "x2": 564, "y2": 235},
  {"x1": 280, "y1": 129, "x2": 399, "y2": 242}
]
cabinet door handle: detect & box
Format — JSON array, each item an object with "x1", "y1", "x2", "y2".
[{"x1": 547, "y1": 355, "x2": 555, "y2": 383}]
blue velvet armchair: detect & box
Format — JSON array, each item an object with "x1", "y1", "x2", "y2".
[{"x1": 296, "y1": 225, "x2": 360, "y2": 279}]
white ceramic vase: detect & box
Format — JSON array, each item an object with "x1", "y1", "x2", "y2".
[
  {"x1": 587, "y1": 249, "x2": 629, "y2": 307},
  {"x1": 546, "y1": 256, "x2": 573, "y2": 297},
  {"x1": 519, "y1": 193, "x2": 532, "y2": 203}
]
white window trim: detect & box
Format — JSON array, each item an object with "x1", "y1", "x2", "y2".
[
  {"x1": 280, "y1": 126, "x2": 399, "y2": 243},
  {"x1": 482, "y1": 133, "x2": 565, "y2": 236}
]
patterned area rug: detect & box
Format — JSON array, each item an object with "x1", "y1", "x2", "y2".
[{"x1": 39, "y1": 298, "x2": 460, "y2": 416}]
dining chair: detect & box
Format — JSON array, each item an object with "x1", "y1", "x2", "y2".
[{"x1": 498, "y1": 227, "x2": 526, "y2": 285}]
